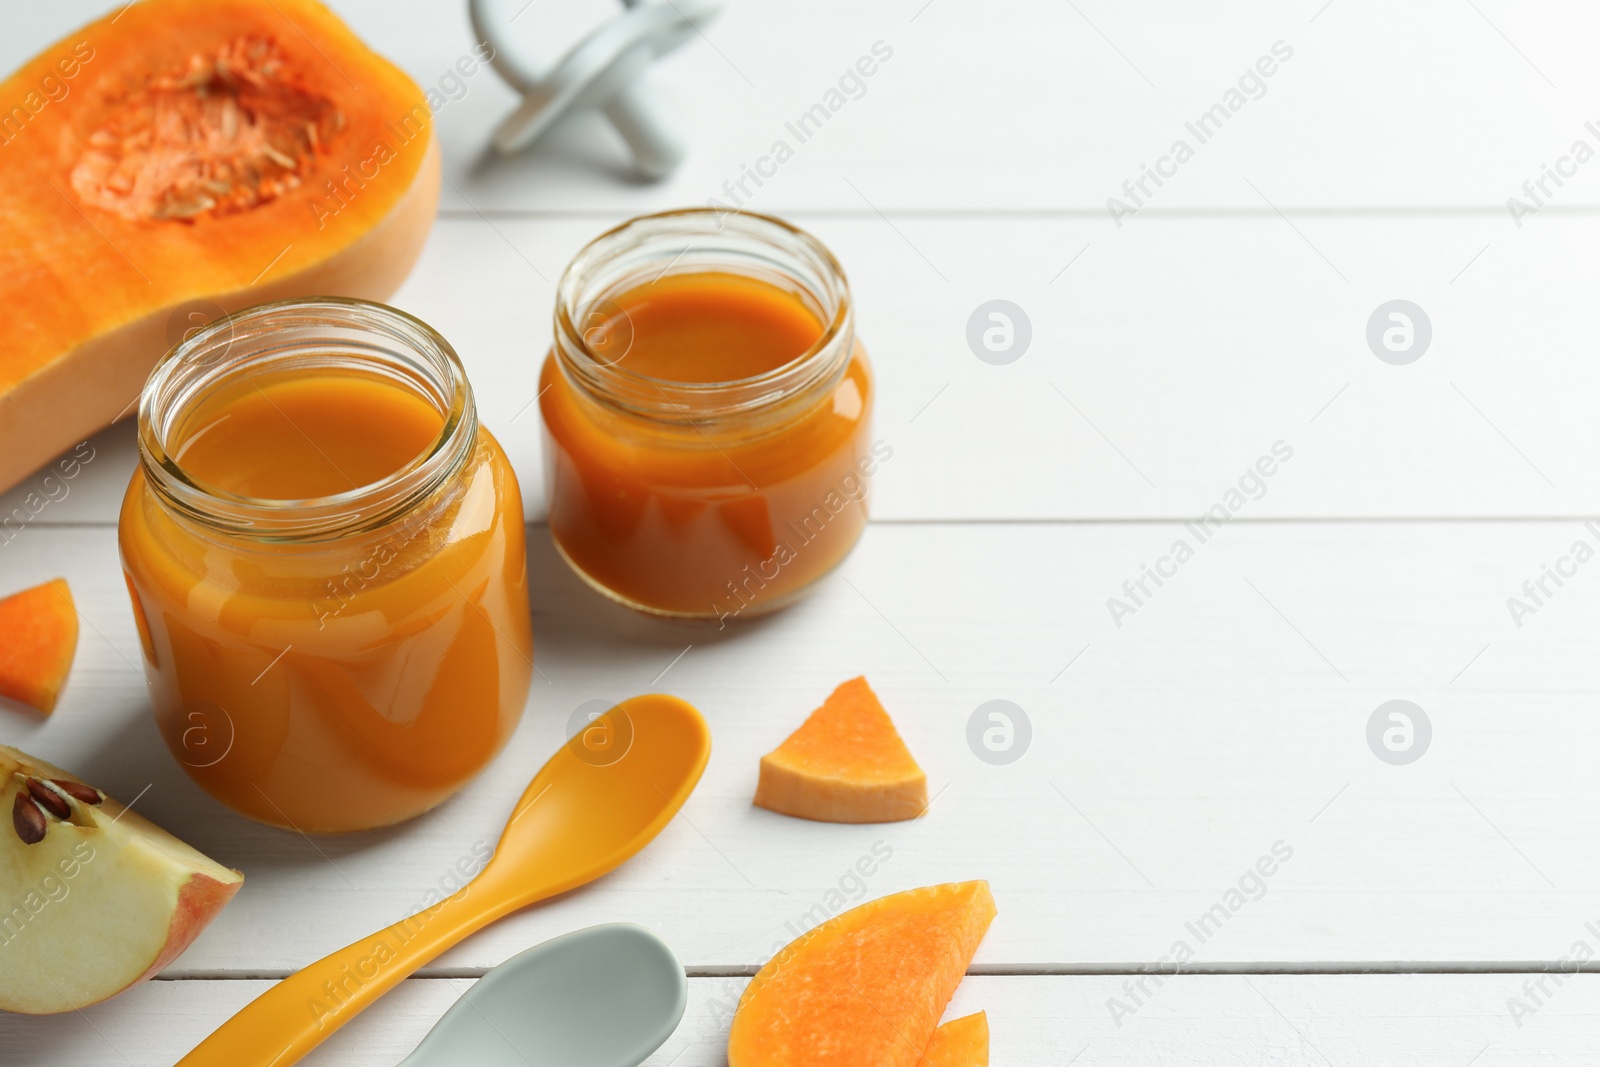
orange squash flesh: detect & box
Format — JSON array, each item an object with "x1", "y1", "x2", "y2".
[
  {"x1": 754, "y1": 676, "x2": 928, "y2": 823},
  {"x1": 0, "y1": 578, "x2": 80, "y2": 714},
  {"x1": 728, "y1": 881, "x2": 996, "y2": 1067},
  {"x1": 924, "y1": 1012, "x2": 990, "y2": 1067},
  {"x1": 0, "y1": 0, "x2": 440, "y2": 494}
]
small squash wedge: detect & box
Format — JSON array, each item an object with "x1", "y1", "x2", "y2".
[
  {"x1": 925, "y1": 1012, "x2": 990, "y2": 1067},
  {"x1": 754, "y1": 676, "x2": 928, "y2": 823},
  {"x1": 727, "y1": 881, "x2": 996, "y2": 1067},
  {"x1": 0, "y1": 578, "x2": 80, "y2": 715},
  {"x1": 0, "y1": 0, "x2": 440, "y2": 494}
]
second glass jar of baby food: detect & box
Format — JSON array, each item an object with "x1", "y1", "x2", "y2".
[
  {"x1": 540, "y1": 208, "x2": 880, "y2": 620},
  {"x1": 119, "y1": 299, "x2": 532, "y2": 832}
]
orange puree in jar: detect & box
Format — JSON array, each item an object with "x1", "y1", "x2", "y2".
[
  {"x1": 170, "y1": 376, "x2": 446, "y2": 499},
  {"x1": 540, "y1": 210, "x2": 880, "y2": 620},
  {"x1": 600, "y1": 272, "x2": 823, "y2": 383},
  {"x1": 120, "y1": 300, "x2": 532, "y2": 832}
]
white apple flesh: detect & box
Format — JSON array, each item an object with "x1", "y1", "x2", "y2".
[{"x1": 0, "y1": 744, "x2": 243, "y2": 1014}]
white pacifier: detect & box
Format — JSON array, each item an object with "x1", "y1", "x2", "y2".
[{"x1": 469, "y1": 0, "x2": 721, "y2": 179}]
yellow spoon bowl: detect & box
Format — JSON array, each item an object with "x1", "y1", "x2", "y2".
[{"x1": 177, "y1": 693, "x2": 712, "y2": 1067}]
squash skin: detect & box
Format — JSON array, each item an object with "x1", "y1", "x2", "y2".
[{"x1": 0, "y1": 0, "x2": 440, "y2": 495}]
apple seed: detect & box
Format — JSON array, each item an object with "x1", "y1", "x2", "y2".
[
  {"x1": 25, "y1": 778, "x2": 71, "y2": 820},
  {"x1": 49, "y1": 779, "x2": 102, "y2": 806},
  {"x1": 12, "y1": 793, "x2": 46, "y2": 845}
]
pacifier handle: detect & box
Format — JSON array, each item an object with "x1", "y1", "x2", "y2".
[{"x1": 469, "y1": 0, "x2": 722, "y2": 179}]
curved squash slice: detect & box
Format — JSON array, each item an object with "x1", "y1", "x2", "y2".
[
  {"x1": 0, "y1": 578, "x2": 79, "y2": 714},
  {"x1": 925, "y1": 1011, "x2": 990, "y2": 1066},
  {"x1": 754, "y1": 676, "x2": 927, "y2": 823},
  {"x1": 727, "y1": 880, "x2": 996, "y2": 1067},
  {"x1": 0, "y1": 0, "x2": 440, "y2": 494}
]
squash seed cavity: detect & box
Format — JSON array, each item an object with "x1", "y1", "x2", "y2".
[{"x1": 70, "y1": 35, "x2": 344, "y2": 222}]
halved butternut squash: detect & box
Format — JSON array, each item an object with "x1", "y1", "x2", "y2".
[
  {"x1": 0, "y1": 578, "x2": 80, "y2": 715},
  {"x1": 925, "y1": 1012, "x2": 989, "y2": 1067},
  {"x1": 0, "y1": 0, "x2": 440, "y2": 494},
  {"x1": 754, "y1": 676, "x2": 927, "y2": 823},
  {"x1": 727, "y1": 880, "x2": 996, "y2": 1067}
]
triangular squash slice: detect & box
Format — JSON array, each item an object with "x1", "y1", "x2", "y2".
[
  {"x1": 754, "y1": 676, "x2": 927, "y2": 823},
  {"x1": 728, "y1": 881, "x2": 996, "y2": 1067},
  {"x1": 0, "y1": 579, "x2": 79, "y2": 714},
  {"x1": 924, "y1": 1011, "x2": 989, "y2": 1066}
]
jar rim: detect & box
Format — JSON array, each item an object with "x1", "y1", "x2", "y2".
[
  {"x1": 553, "y1": 208, "x2": 854, "y2": 423},
  {"x1": 137, "y1": 297, "x2": 477, "y2": 541}
]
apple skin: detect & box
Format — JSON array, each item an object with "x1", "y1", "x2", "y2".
[
  {"x1": 132, "y1": 872, "x2": 244, "y2": 988},
  {"x1": 0, "y1": 744, "x2": 244, "y2": 1015}
]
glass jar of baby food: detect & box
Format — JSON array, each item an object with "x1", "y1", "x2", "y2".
[
  {"x1": 540, "y1": 208, "x2": 881, "y2": 620},
  {"x1": 119, "y1": 299, "x2": 533, "y2": 833}
]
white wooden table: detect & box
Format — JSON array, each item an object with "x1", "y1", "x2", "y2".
[{"x1": 6, "y1": 1, "x2": 1600, "y2": 1062}]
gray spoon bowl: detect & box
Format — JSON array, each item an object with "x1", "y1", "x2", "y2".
[{"x1": 398, "y1": 924, "x2": 687, "y2": 1067}]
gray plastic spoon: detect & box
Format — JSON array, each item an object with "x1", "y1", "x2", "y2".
[{"x1": 398, "y1": 924, "x2": 688, "y2": 1067}]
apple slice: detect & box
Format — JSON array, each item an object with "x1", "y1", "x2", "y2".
[
  {"x1": 0, "y1": 578, "x2": 80, "y2": 714},
  {"x1": 0, "y1": 744, "x2": 243, "y2": 1014},
  {"x1": 754, "y1": 677, "x2": 927, "y2": 823}
]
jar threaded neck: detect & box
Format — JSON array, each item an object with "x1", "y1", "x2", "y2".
[
  {"x1": 137, "y1": 297, "x2": 476, "y2": 542},
  {"x1": 552, "y1": 208, "x2": 854, "y2": 426}
]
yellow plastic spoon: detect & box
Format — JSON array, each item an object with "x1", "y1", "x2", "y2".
[{"x1": 177, "y1": 694, "x2": 711, "y2": 1067}]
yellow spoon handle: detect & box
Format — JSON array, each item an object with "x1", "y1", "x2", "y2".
[{"x1": 178, "y1": 876, "x2": 520, "y2": 1067}]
